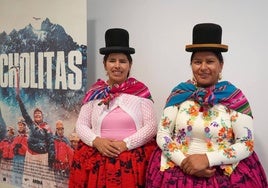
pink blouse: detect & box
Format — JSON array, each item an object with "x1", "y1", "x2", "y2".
[
  {"x1": 76, "y1": 93, "x2": 157, "y2": 150},
  {"x1": 101, "y1": 107, "x2": 137, "y2": 140}
]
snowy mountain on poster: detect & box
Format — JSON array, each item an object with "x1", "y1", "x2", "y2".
[{"x1": 0, "y1": 18, "x2": 87, "y2": 136}]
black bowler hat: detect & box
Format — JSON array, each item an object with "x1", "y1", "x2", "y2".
[
  {"x1": 185, "y1": 23, "x2": 228, "y2": 52},
  {"x1": 99, "y1": 28, "x2": 135, "y2": 55}
]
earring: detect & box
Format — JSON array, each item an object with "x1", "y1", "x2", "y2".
[
  {"x1": 218, "y1": 72, "x2": 222, "y2": 80},
  {"x1": 192, "y1": 76, "x2": 197, "y2": 86}
]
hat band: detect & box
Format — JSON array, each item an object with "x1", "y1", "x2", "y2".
[
  {"x1": 100, "y1": 46, "x2": 135, "y2": 55},
  {"x1": 186, "y1": 43, "x2": 228, "y2": 51}
]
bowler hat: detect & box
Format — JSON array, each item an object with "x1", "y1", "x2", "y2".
[
  {"x1": 99, "y1": 28, "x2": 135, "y2": 55},
  {"x1": 185, "y1": 23, "x2": 228, "y2": 52}
]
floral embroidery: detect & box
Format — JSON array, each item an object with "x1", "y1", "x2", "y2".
[
  {"x1": 217, "y1": 122, "x2": 234, "y2": 146},
  {"x1": 160, "y1": 158, "x2": 175, "y2": 171},
  {"x1": 221, "y1": 145, "x2": 237, "y2": 176},
  {"x1": 204, "y1": 126, "x2": 214, "y2": 151},
  {"x1": 161, "y1": 101, "x2": 253, "y2": 177},
  {"x1": 227, "y1": 128, "x2": 234, "y2": 139},
  {"x1": 176, "y1": 128, "x2": 190, "y2": 153},
  {"x1": 188, "y1": 105, "x2": 199, "y2": 116},
  {"x1": 177, "y1": 102, "x2": 222, "y2": 152},
  {"x1": 202, "y1": 108, "x2": 220, "y2": 151},
  {"x1": 218, "y1": 127, "x2": 226, "y2": 137},
  {"x1": 221, "y1": 164, "x2": 235, "y2": 176},
  {"x1": 161, "y1": 116, "x2": 171, "y2": 128},
  {"x1": 245, "y1": 140, "x2": 254, "y2": 152},
  {"x1": 167, "y1": 160, "x2": 175, "y2": 168},
  {"x1": 167, "y1": 142, "x2": 179, "y2": 152},
  {"x1": 187, "y1": 119, "x2": 194, "y2": 126},
  {"x1": 240, "y1": 127, "x2": 254, "y2": 152},
  {"x1": 223, "y1": 147, "x2": 236, "y2": 158},
  {"x1": 210, "y1": 121, "x2": 219, "y2": 127},
  {"x1": 163, "y1": 136, "x2": 181, "y2": 158},
  {"x1": 176, "y1": 128, "x2": 186, "y2": 144},
  {"x1": 203, "y1": 110, "x2": 216, "y2": 123},
  {"x1": 230, "y1": 113, "x2": 238, "y2": 122}
]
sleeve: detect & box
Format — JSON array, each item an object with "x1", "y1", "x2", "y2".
[
  {"x1": 0, "y1": 141, "x2": 4, "y2": 158},
  {"x1": 206, "y1": 111, "x2": 254, "y2": 167},
  {"x1": 48, "y1": 133, "x2": 55, "y2": 166},
  {"x1": 21, "y1": 137, "x2": 28, "y2": 154},
  {"x1": 68, "y1": 146, "x2": 74, "y2": 167},
  {"x1": 11, "y1": 138, "x2": 18, "y2": 155},
  {"x1": 156, "y1": 106, "x2": 186, "y2": 167},
  {"x1": 16, "y1": 97, "x2": 34, "y2": 126},
  {"x1": 75, "y1": 102, "x2": 98, "y2": 147},
  {"x1": 123, "y1": 99, "x2": 157, "y2": 150}
]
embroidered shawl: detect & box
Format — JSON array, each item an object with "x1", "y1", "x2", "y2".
[
  {"x1": 165, "y1": 80, "x2": 252, "y2": 117},
  {"x1": 82, "y1": 77, "x2": 152, "y2": 105}
]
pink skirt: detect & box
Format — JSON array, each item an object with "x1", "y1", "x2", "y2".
[{"x1": 146, "y1": 148, "x2": 267, "y2": 188}]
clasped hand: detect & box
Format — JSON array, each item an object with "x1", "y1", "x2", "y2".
[
  {"x1": 180, "y1": 154, "x2": 216, "y2": 178},
  {"x1": 93, "y1": 137, "x2": 127, "y2": 158}
]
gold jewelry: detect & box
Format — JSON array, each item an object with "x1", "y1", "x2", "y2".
[
  {"x1": 192, "y1": 76, "x2": 197, "y2": 86},
  {"x1": 219, "y1": 72, "x2": 222, "y2": 80}
]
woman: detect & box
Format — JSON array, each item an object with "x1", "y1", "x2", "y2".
[
  {"x1": 69, "y1": 28, "x2": 157, "y2": 188},
  {"x1": 146, "y1": 23, "x2": 267, "y2": 187}
]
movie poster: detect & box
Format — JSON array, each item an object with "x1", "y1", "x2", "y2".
[{"x1": 0, "y1": 0, "x2": 87, "y2": 187}]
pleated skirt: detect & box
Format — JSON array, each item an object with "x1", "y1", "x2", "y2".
[
  {"x1": 69, "y1": 140, "x2": 156, "y2": 188},
  {"x1": 146, "y1": 148, "x2": 267, "y2": 188}
]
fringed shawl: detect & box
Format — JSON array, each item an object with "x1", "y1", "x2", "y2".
[
  {"x1": 82, "y1": 77, "x2": 152, "y2": 106},
  {"x1": 165, "y1": 80, "x2": 252, "y2": 117}
]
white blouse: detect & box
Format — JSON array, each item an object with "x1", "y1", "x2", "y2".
[{"x1": 157, "y1": 100, "x2": 254, "y2": 175}]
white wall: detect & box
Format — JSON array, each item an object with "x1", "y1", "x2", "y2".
[{"x1": 87, "y1": 0, "x2": 268, "y2": 175}]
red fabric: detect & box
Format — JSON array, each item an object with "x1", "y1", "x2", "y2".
[
  {"x1": 69, "y1": 140, "x2": 157, "y2": 188},
  {"x1": 54, "y1": 138, "x2": 74, "y2": 169},
  {"x1": 11, "y1": 134, "x2": 28, "y2": 156},
  {"x1": 0, "y1": 137, "x2": 14, "y2": 159},
  {"x1": 38, "y1": 122, "x2": 53, "y2": 133}
]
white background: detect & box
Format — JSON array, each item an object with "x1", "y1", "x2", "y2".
[{"x1": 87, "y1": 0, "x2": 268, "y2": 175}]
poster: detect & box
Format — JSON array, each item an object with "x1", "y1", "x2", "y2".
[{"x1": 0, "y1": 0, "x2": 87, "y2": 187}]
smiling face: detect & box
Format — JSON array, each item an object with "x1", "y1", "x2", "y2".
[
  {"x1": 104, "y1": 53, "x2": 132, "y2": 85},
  {"x1": 191, "y1": 51, "x2": 223, "y2": 87},
  {"x1": 34, "y1": 111, "x2": 43, "y2": 124}
]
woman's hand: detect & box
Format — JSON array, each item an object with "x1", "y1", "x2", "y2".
[
  {"x1": 111, "y1": 140, "x2": 128, "y2": 153},
  {"x1": 93, "y1": 137, "x2": 121, "y2": 157},
  {"x1": 181, "y1": 154, "x2": 209, "y2": 175},
  {"x1": 193, "y1": 168, "x2": 216, "y2": 178}
]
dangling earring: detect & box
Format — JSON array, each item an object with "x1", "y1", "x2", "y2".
[
  {"x1": 218, "y1": 72, "x2": 222, "y2": 80},
  {"x1": 192, "y1": 76, "x2": 197, "y2": 86}
]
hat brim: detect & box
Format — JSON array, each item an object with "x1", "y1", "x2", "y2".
[
  {"x1": 99, "y1": 46, "x2": 135, "y2": 55},
  {"x1": 185, "y1": 44, "x2": 228, "y2": 52}
]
